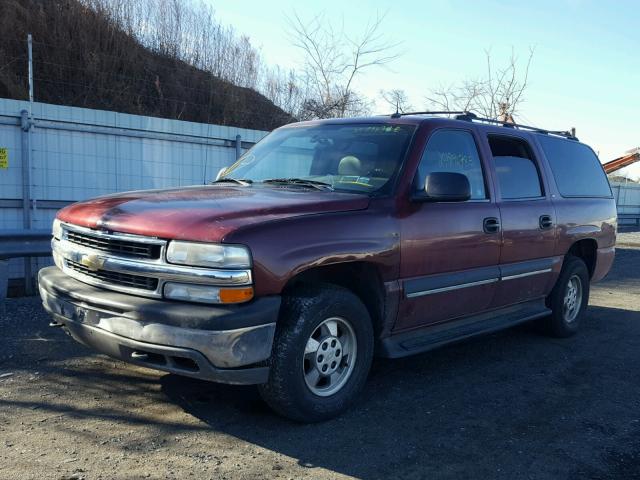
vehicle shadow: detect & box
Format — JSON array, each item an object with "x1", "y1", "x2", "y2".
[{"x1": 160, "y1": 302, "x2": 640, "y2": 479}]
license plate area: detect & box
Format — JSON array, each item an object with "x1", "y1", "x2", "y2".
[{"x1": 43, "y1": 293, "x2": 106, "y2": 327}]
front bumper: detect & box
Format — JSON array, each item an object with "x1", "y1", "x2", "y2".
[{"x1": 38, "y1": 266, "x2": 280, "y2": 385}]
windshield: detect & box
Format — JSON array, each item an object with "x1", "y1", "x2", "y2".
[{"x1": 221, "y1": 123, "x2": 416, "y2": 193}]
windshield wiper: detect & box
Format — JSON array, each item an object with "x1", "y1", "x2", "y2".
[
  {"x1": 210, "y1": 178, "x2": 253, "y2": 186},
  {"x1": 262, "y1": 178, "x2": 334, "y2": 191}
]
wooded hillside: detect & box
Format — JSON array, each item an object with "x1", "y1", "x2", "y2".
[{"x1": 0, "y1": 0, "x2": 294, "y2": 130}]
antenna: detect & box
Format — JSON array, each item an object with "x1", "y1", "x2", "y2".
[{"x1": 391, "y1": 100, "x2": 401, "y2": 119}]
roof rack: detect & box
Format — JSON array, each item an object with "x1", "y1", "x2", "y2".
[
  {"x1": 388, "y1": 110, "x2": 578, "y2": 140},
  {"x1": 390, "y1": 110, "x2": 470, "y2": 118}
]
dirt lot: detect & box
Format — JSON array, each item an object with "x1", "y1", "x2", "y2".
[{"x1": 1, "y1": 248, "x2": 639, "y2": 480}]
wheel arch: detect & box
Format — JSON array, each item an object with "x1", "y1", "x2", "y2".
[
  {"x1": 567, "y1": 238, "x2": 598, "y2": 278},
  {"x1": 282, "y1": 262, "x2": 387, "y2": 338}
]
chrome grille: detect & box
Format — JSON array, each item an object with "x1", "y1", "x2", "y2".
[
  {"x1": 66, "y1": 230, "x2": 161, "y2": 259},
  {"x1": 54, "y1": 222, "x2": 252, "y2": 299},
  {"x1": 66, "y1": 259, "x2": 159, "y2": 291}
]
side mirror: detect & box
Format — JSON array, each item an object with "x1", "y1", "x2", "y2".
[
  {"x1": 415, "y1": 172, "x2": 471, "y2": 202},
  {"x1": 215, "y1": 167, "x2": 227, "y2": 181}
]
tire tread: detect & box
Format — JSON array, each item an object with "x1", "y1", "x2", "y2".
[{"x1": 258, "y1": 283, "x2": 373, "y2": 422}]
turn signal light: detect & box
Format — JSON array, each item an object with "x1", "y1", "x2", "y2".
[
  {"x1": 219, "y1": 287, "x2": 254, "y2": 304},
  {"x1": 163, "y1": 283, "x2": 254, "y2": 304}
]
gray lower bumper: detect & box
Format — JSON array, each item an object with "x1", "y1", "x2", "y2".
[{"x1": 39, "y1": 266, "x2": 279, "y2": 385}]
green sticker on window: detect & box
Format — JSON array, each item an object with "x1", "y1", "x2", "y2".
[{"x1": 0, "y1": 148, "x2": 8, "y2": 169}]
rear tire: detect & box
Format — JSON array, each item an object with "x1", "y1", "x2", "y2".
[
  {"x1": 258, "y1": 283, "x2": 374, "y2": 422},
  {"x1": 541, "y1": 255, "x2": 590, "y2": 337}
]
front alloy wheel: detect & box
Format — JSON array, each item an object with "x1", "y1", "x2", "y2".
[
  {"x1": 258, "y1": 284, "x2": 374, "y2": 422},
  {"x1": 304, "y1": 317, "x2": 357, "y2": 397}
]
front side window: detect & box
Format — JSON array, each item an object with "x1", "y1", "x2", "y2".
[
  {"x1": 489, "y1": 135, "x2": 543, "y2": 200},
  {"x1": 417, "y1": 129, "x2": 487, "y2": 200},
  {"x1": 222, "y1": 123, "x2": 416, "y2": 194}
]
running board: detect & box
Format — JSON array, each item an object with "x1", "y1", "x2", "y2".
[{"x1": 379, "y1": 299, "x2": 551, "y2": 358}]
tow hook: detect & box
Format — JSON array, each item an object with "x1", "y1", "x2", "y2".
[{"x1": 49, "y1": 320, "x2": 64, "y2": 328}]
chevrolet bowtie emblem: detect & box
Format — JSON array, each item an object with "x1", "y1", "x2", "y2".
[{"x1": 80, "y1": 253, "x2": 105, "y2": 272}]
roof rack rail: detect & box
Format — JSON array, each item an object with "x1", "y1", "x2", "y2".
[
  {"x1": 387, "y1": 110, "x2": 578, "y2": 140},
  {"x1": 389, "y1": 110, "x2": 469, "y2": 119},
  {"x1": 466, "y1": 114, "x2": 578, "y2": 140}
]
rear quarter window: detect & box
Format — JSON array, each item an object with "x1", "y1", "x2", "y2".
[{"x1": 537, "y1": 136, "x2": 612, "y2": 197}]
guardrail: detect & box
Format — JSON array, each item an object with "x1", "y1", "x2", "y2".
[
  {"x1": 618, "y1": 213, "x2": 640, "y2": 227},
  {"x1": 0, "y1": 229, "x2": 51, "y2": 300}
]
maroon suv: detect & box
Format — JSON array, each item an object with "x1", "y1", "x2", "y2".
[{"x1": 39, "y1": 113, "x2": 616, "y2": 422}]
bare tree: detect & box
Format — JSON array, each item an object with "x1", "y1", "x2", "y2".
[
  {"x1": 262, "y1": 66, "x2": 306, "y2": 117},
  {"x1": 426, "y1": 47, "x2": 535, "y2": 121},
  {"x1": 286, "y1": 12, "x2": 400, "y2": 119},
  {"x1": 380, "y1": 89, "x2": 412, "y2": 114},
  {"x1": 4, "y1": 0, "x2": 402, "y2": 126},
  {"x1": 0, "y1": 0, "x2": 296, "y2": 129}
]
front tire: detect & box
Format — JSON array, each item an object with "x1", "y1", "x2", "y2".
[
  {"x1": 258, "y1": 284, "x2": 374, "y2": 422},
  {"x1": 541, "y1": 255, "x2": 590, "y2": 337}
]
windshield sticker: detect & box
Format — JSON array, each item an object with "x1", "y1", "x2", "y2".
[
  {"x1": 351, "y1": 126, "x2": 404, "y2": 134},
  {"x1": 339, "y1": 175, "x2": 372, "y2": 187}
]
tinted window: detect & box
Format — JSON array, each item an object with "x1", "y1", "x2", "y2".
[
  {"x1": 494, "y1": 156, "x2": 543, "y2": 199},
  {"x1": 537, "y1": 136, "x2": 612, "y2": 197},
  {"x1": 418, "y1": 130, "x2": 486, "y2": 199},
  {"x1": 488, "y1": 136, "x2": 543, "y2": 200}
]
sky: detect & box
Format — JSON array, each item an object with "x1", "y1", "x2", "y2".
[{"x1": 211, "y1": 0, "x2": 639, "y2": 177}]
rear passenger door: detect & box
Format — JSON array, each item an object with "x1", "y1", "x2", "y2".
[{"x1": 484, "y1": 134, "x2": 560, "y2": 307}]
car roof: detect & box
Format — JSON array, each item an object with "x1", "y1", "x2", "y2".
[{"x1": 283, "y1": 114, "x2": 579, "y2": 143}]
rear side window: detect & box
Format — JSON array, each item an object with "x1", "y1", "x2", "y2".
[
  {"x1": 418, "y1": 130, "x2": 486, "y2": 199},
  {"x1": 489, "y1": 136, "x2": 543, "y2": 200},
  {"x1": 537, "y1": 136, "x2": 612, "y2": 197}
]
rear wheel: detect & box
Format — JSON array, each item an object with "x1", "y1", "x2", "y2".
[
  {"x1": 541, "y1": 256, "x2": 590, "y2": 337},
  {"x1": 258, "y1": 284, "x2": 373, "y2": 422}
]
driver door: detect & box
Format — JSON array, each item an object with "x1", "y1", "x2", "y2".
[{"x1": 396, "y1": 128, "x2": 501, "y2": 332}]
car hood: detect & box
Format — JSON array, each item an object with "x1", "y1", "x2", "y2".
[{"x1": 57, "y1": 185, "x2": 370, "y2": 242}]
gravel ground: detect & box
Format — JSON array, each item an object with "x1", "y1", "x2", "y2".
[
  {"x1": 1, "y1": 248, "x2": 639, "y2": 480},
  {"x1": 618, "y1": 229, "x2": 640, "y2": 247}
]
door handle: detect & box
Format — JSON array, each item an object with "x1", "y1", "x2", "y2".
[
  {"x1": 539, "y1": 215, "x2": 553, "y2": 230},
  {"x1": 483, "y1": 217, "x2": 501, "y2": 234}
]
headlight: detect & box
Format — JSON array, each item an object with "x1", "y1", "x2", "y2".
[
  {"x1": 164, "y1": 282, "x2": 254, "y2": 304},
  {"x1": 166, "y1": 241, "x2": 251, "y2": 268},
  {"x1": 52, "y1": 218, "x2": 63, "y2": 239}
]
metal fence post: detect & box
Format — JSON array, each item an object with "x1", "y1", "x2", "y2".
[
  {"x1": 20, "y1": 109, "x2": 33, "y2": 295},
  {"x1": 235, "y1": 134, "x2": 242, "y2": 160},
  {"x1": 28, "y1": 34, "x2": 34, "y2": 110}
]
